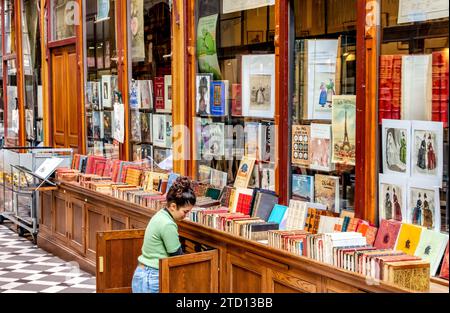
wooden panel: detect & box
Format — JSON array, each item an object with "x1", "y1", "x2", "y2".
[
  {"x1": 268, "y1": 269, "x2": 319, "y2": 293},
  {"x1": 130, "y1": 218, "x2": 148, "y2": 230},
  {"x1": 68, "y1": 197, "x2": 85, "y2": 255},
  {"x1": 226, "y1": 254, "x2": 266, "y2": 293},
  {"x1": 160, "y1": 250, "x2": 219, "y2": 293},
  {"x1": 39, "y1": 191, "x2": 53, "y2": 232},
  {"x1": 66, "y1": 47, "x2": 80, "y2": 152},
  {"x1": 108, "y1": 209, "x2": 129, "y2": 231},
  {"x1": 53, "y1": 193, "x2": 67, "y2": 242},
  {"x1": 86, "y1": 205, "x2": 107, "y2": 261},
  {"x1": 96, "y1": 230, "x2": 145, "y2": 293},
  {"x1": 322, "y1": 278, "x2": 366, "y2": 293},
  {"x1": 51, "y1": 49, "x2": 66, "y2": 148}
]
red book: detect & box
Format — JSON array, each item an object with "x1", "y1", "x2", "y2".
[
  {"x1": 347, "y1": 218, "x2": 362, "y2": 232},
  {"x1": 111, "y1": 160, "x2": 123, "y2": 182},
  {"x1": 93, "y1": 159, "x2": 107, "y2": 176},
  {"x1": 373, "y1": 219, "x2": 402, "y2": 250},
  {"x1": 72, "y1": 154, "x2": 81, "y2": 170},
  {"x1": 102, "y1": 159, "x2": 114, "y2": 177},
  {"x1": 154, "y1": 77, "x2": 165, "y2": 110},
  {"x1": 378, "y1": 55, "x2": 393, "y2": 124},
  {"x1": 235, "y1": 193, "x2": 253, "y2": 215},
  {"x1": 439, "y1": 242, "x2": 449, "y2": 280},
  {"x1": 365, "y1": 226, "x2": 378, "y2": 246},
  {"x1": 231, "y1": 83, "x2": 242, "y2": 116},
  {"x1": 85, "y1": 156, "x2": 106, "y2": 174},
  {"x1": 432, "y1": 51, "x2": 449, "y2": 127}
]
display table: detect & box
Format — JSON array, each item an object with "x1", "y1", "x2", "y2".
[{"x1": 37, "y1": 182, "x2": 449, "y2": 293}]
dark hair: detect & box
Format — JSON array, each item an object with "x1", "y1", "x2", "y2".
[{"x1": 166, "y1": 176, "x2": 196, "y2": 208}]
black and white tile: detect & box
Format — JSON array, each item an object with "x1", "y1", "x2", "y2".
[{"x1": 0, "y1": 224, "x2": 96, "y2": 293}]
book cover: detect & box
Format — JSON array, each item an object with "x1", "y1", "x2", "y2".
[
  {"x1": 414, "y1": 228, "x2": 449, "y2": 276},
  {"x1": 395, "y1": 223, "x2": 423, "y2": 256},
  {"x1": 132, "y1": 144, "x2": 142, "y2": 161},
  {"x1": 210, "y1": 169, "x2": 227, "y2": 189},
  {"x1": 130, "y1": 110, "x2": 141, "y2": 142},
  {"x1": 439, "y1": 242, "x2": 449, "y2": 280},
  {"x1": 244, "y1": 122, "x2": 259, "y2": 159},
  {"x1": 251, "y1": 191, "x2": 278, "y2": 222},
  {"x1": 166, "y1": 173, "x2": 180, "y2": 193},
  {"x1": 258, "y1": 121, "x2": 275, "y2": 162},
  {"x1": 92, "y1": 111, "x2": 101, "y2": 139},
  {"x1": 141, "y1": 144, "x2": 152, "y2": 160},
  {"x1": 129, "y1": 79, "x2": 141, "y2": 109},
  {"x1": 235, "y1": 193, "x2": 254, "y2": 215},
  {"x1": 260, "y1": 162, "x2": 275, "y2": 192},
  {"x1": 431, "y1": 51, "x2": 449, "y2": 127},
  {"x1": 196, "y1": 74, "x2": 212, "y2": 115},
  {"x1": 292, "y1": 174, "x2": 314, "y2": 202},
  {"x1": 103, "y1": 111, "x2": 113, "y2": 139},
  {"x1": 152, "y1": 114, "x2": 172, "y2": 148},
  {"x1": 331, "y1": 95, "x2": 356, "y2": 166},
  {"x1": 210, "y1": 80, "x2": 229, "y2": 116},
  {"x1": 140, "y1": 113, "x2": 152, "y2": 143},
  {"x1": 314, "y1": 174, "x2": 340, "y2": 213},
  {"x1": 198, "y1": 165, "x2": 212, "y2": 184},
  {"x1": 268, "y1": 204, "x2": 288, "y2": 226},
  {"x1": 164, "y1": 75, "x2": 172, "y2": 112},
  {"x1": 139, "y1": 80, "x2": 153, "y2": 109},
  {"x1": 374, "y1": 219, "x2": 402, "y2": 250},
  {"x1": 378, "y1": 55, "x2": 402, "y2": 123},
  {"x1": 101, "y1": 75, "x2": 112, "y2": 109},
  {"x1": 154, "y1": 77, "x2": 165, "y2": 111},
  {"x1": 285, "y1": 200, "x2": 308, "y2": 231},
  {"x1": 291, "y1": 125, "x2": 310, "y2": 166},
  {"x1": 231, "y1": 83, "x2": 242, "y2": 116},
  {"x1": 310, "y1": 123, "x2": 334, "y2": 171},
  {"x1": 202, "y1": 122, "x2": 225, "y2": 157},
  {"x1": 234, "y1": 156, "x2": 256, "y2": 188}
]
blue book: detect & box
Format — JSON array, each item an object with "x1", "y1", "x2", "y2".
[
  {"x1": 292, "y1": 174, "x2": 314, "y2": 202},
  {"x1": 166, "y1": 173, "x2": 180, "y2": 193},
  {"x1": 268, "y1": 204, "x2": 288, "y2": 225},
  {"x1": 210, "y1": 80, "x2": 229, "y2": 116}
]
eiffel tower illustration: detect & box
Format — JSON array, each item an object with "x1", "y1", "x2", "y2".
[{"x1": 341, "y1": 109, "x2": 351, "y2": 151}]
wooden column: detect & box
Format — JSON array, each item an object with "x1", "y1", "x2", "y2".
[
  {"x1": 77, "y1": 0, "x2": 86, "y2": 154},
  {"x1": 187, "y1": 0, "x2": 197, "y2": 178},
  {"x1": 275, "y1": 0, "x2": 290, "y2": 205},
  {"x1": 355, "y1": 0, "x2": 379, "y2": 224},
  {"x1": 41, "y1": 0, "x2": 50, "y2": 146},
  {"x1": 14, "y1": 0, "x2": 25, "y2": 146}
]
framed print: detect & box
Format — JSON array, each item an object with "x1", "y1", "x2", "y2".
[
  {"x1": 242, "y1": 54, "x2": 275, "y2": 118},
  {"x1": 378, "y1": 174, "x2": 408, "y2": 224},
  {"x1": 196, "y1": 74, "x2": 212, "y2": 115},
  {"x1": 411, "y1": 121, "x2": 443, "y2": 186},
  {"x1": 381, "y1": 119, "x2": 411, "y2": 177},
  {"x1": 407, "y1": 179, "x2": 441, "y2": 232},
  {"x1": 331, "y1": 95, "x2": 356, "y2": 166}
]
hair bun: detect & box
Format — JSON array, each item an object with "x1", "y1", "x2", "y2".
[{"x1": 171, "y1": 177, "x2": 193, "y2": 195}]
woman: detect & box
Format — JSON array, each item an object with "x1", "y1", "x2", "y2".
[
  {"x1": 393, "y1": 188, "x2": 402, "y2": 221},
  {"x1": 131, "y1": 177, "x2": 196, "y2": 293},
  {"x1": 422, "y1": 193, "x2": 433, "y2": 228},
  {"x1": 412, "y1": 193, "x2": 422, "y2": 225},
  {"x1": 417, "y1": 134, "x2": 427, "y2": 170},
  {"x1": 427, "y1": 134, "x2": 437, "y2": 170},
  {"x1": 384, "y1": 187, "x2": 392, "y2": 220},
  {"x1": 386, "y1": 132, "x2": 397, "y2": 168}
]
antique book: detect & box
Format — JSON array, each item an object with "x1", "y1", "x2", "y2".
[
  {"x1": 384, "y1": 260, "x2": 430, "y2": 292},
  {"x1": 251, "y1": 191, "x2": 278, "y2": 222},
  {"x1": 196, "y1": 74, "x2": 212, "y2": 115},
  {"x1": 124, "y1": 168, "x2": 142, "y2": 187},
  {"x1": 331, "y1": 95, "x2": 356, "y2": 166},
  {"x1": 130, "y1": 110, "x2": 141, "y2": 142},
  {"x1": 431, "y1": 51, "x2": 448, "y2": 127},
  {"x1": 317, "y1": 216, "x2": 343, "y2": 234},
  {"x1": 395, "y1": 223, "x2": 423, "y2": 256},
  {"x1": 101, "y1": 75, "x2": 112, "y2": 108},
  {"x1": 219, "y1": 186, "x2": 235, "y2": 208},
  {"x1": 378, "y1": 55, "x2": 402, "y2": 123},
  {"x1": 205, "y1": 187, "x2": 222, "y2": 200},
  {"x1": 235, "y1": 192, "x2": 254, "y2": 216},
  {"x1": 164, "y1": 75, "x2": 172, "y2": 112},
  {"x1": 231, "y1": 83, "x2": 242, "y2": 116},
  {"x1": 248, "y1": 222, "x2": 279, "y2": 241},
  {"x1": 310, "y1": 123, "x2": 334, "y2": 171},
  {"x1": 374, "y1": 219, "x2": 402, "y2": 250},
  {"x1": 202, "y1": 122, "x2": 225, "y2": 157},
  {"x1": 152, "y1": 114, "x2": 172, "y2": 148},
  {"x1": 291, "y1": 125, "x2": 311, "y2": 166},
  {"x1": 292, "y1": 174, "x2": 314, "y2": 202},
  {"x1": 314, "y1": 174, "x2": 340, "y2": 213},
  {"x1": 154, "y1": 77, "x2": 165, "y2": 111},
  {"x1": 439, "y1": 242, "x2": 449, "y2": 280},
  {"x1": 234, "y1": 156, "x2": 256, "y2": 188},
  {"x1": 210, "y1": 169, "x2": 227, "y2": 189},
  {"x1": 229, "y1": 188, "x2": 253, "y2": 214},
  {"x1": 258, "y1": 121, "x2": 275, "y2": 162},
  {"x1": 210, "y1": 80, "x2": 229, "y2": 116},
  {"x1": 140, "y1": 113, "x2": 152, "y2": 143},
  {"x1": 414, "y1": 228, "x2": 449, "y2": 276},
  {"x1": 285, "y1": 199, "x2": 308, "y2": 231}
]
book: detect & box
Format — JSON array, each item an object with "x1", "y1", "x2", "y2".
[
  {"x1": 101, "y1": 75, "x2": 112, "y2": 108},
  {"x1": 378, "y1": 55, "x2": 402, "y2": 123},
  {"x1": 285, "y1": 200, "x2": 308, "y2": 231},
  {"x1": 310, "y1": 123, "x2": 334, "y2": 171},
  {"x1": 196, "y1": 74, "x2": 212, "y2": 115},
  {"x1": 260, "y1": 163, "x2": 275, "y2": 192},
  {"x1": 384, "y1": 260, "x2": 430, "y2": 292},
  {"x1": 152, "y1": 114, "x2": 172, "y2": 148},
  {"x1": 414, "y1": 228, "x2": 449, "y2": 276},
  {"x1": 103, "y1": 111, "x2": 113, "y2": 139},
  {"x1": 251, "y1": 191, "x2": 278, "y2": 222},
  {"x1": 268, "y1": 204, "x2": 288, "y2": 226},
  {"x1": 210, "y1": 80, "x2": 229, "y2": 116},
  {"x1": 291, "y1": 125, "x2": 310, "y2": 166},
  {"x1": 395, "y1": 223, "x2": 423, "y2": 256},
  {"x1": 164, "y1": 75, "x2": 172, "y2": 112},
  {"x1": 439, "y1": 243, "x2": 449, "y2": 280},
  {"x1": 139, "y1": 80, "x2": 153, "y2": 110},
  {"x1": 331, "y1": 95, "x2": 356, "y2": 166},
  {"x1": 244, "y1": 122, "x2": 259, "y2": 159},
  {"x1": 202, "y1": 122, "x2": 225, "y2": 157},
  {"x1": 166, "y1": 173, "x2": 180, "y2": 193},
  {"x1": 258, "y1": 121, "x2": 275, "y2": 162},
  {"x1": 154, "y1": 77, "x2": 165, "y2": 111},
  {"x1": 374, "y1": 219, "x2": 402, "y2": 250},
  {"x1": 231, "y1": 83, "x2": 242, "y2": 116},
  {"x1": 230, "y1": 188, "x2": 253, "y2": 213},
  {"x1": 314, "y1": 174, "x2": 340, "y2": 213},
  {"x1": 292, "y1": 174, "x2": 314, "y2": 202},
  {"x1": 234, "y1": 156, "x2": 256, "y2": 188},
  {"x1": 129, "y1": 79, "x2": 141, "y2": 109},
  {"x1": 130, "y1": 110, "x2": 141, "y2": 142},
  {"x1": 140, "y1": 113, "x2": 152, "y2": 143},
  {"x1": 235, "y1": 192, "x2": 254, "y2": 215},
  {"x1": 431, "y1": 51, "x2": 449, "y2": 127}
]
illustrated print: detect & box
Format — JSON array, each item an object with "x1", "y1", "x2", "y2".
[
  {"x1": 380, "y1": 183, "x2": 403, "y2": 222},
  {"x1": 413, "y1": 130, "x2": 438, "y2": 176},
  {"x1": 385, "y1": 128, "x2": 407, "y2": 172},
  {"x1": 249, "y1": 74, "x2": 271, "y2": 111},
  {"x1": 409, "y1": 187, "x2": 436, "y2": 229}
]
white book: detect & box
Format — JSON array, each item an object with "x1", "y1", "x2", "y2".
[{"x1": 285, "y1": 200, "x2": 308, "y2": 230}]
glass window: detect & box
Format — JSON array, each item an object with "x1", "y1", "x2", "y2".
[
  {"x1": 1, "y1": 8, "x2": 4, "y2": 144},
  {"x1": 291, "y1": 0, "x2": 357, "y2": 215},
  {"x1": 51, "y1": 0, "x2": 76, "y2": 41},
  {"x1": 84, "y1": 0, "x2": 119, "y2": 159},
  {"x1": 6, "y1": 59, "x2": 19, "y2": 146},
  {"x1": 378, "y1": 0, "x2": 449, "y2": 233},
  {"x1": 128, "y1": 0, "x2": 172, "y2": 168},
  {"x1": 4, "y1": 0, "x2": 15, "y2": 54},
  {"x1": 194, "y1": 0, "x2": 276, "y2": 190},
  {"x1": 22, "y1": 0, "x2": 43, "y2": 146}
]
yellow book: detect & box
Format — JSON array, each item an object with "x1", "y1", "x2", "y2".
[
  {"x1": 395, "y1": 223, "x2": 423, "y2": 256},
  {"x1": 233, "y1": 156, "x2": 256, "y2": 188}
]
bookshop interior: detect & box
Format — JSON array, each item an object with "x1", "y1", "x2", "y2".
[{"x1": 0, "y1": 0, "x2": 449, "y2": 293}]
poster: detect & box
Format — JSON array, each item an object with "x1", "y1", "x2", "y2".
[
  {"x1": 382, "y1": 119, "x2": 411, "y2": 177},
  {"x1": 113, "y1": 102, "x2": 124, "y2": 143},
  {"x1": 222, "y1": 0, "x2": 275, "y2": 14},
  {"x1": 398, "y1": 0, "x2": 449, "y2": 24},
  {"x1": 130, "y1": 0, "x2": 145, "y2": 62},
  {"x1": 241, "y1": 54, "x2": 275, "y2": 118},
  {"x1": 197, "y1": 14, "x2": 222, "y2": 80},
  {"x1": 331, "y1": 95, "x2": 356, "y2": 166},
  {"x1": 97, "y1": 0, "x2": 110, "y2": 21}
]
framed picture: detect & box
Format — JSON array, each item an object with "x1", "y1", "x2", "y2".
[
  {"x1": 407, "y1": 179, "x2": 441, "y2": 232},
  {"x1": 382, "y1": 119, "x2": 411, "y2": 177},
  {"x1": 247, "y1": 31, "x2": 263, "y2": 44},
  {"x1": 241, "y1": 54, "x2": 275, "y2": 118},
  {"x1": 378, "y1": 174, "x2": 408, "y2": 224}
]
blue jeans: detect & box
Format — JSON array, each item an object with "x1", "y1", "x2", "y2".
[{"x1": 131, "y1": 264, "x2": 159, "y2": 293}]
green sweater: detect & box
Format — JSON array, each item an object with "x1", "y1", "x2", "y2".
[{"x1": 138, "y1": 209, "x2": 181, "y2": 269}]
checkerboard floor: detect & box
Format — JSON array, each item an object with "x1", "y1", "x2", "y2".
[{"x1": 0, "y1": 224, "x2": 96, "y2": 293}]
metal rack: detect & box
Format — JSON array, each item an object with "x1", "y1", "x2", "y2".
[{"x1": 0, "y1": 147, "x2": 73, "y2": 243}]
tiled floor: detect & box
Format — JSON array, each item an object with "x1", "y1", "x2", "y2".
[{"x1": 0, "y1": 223, "x2": 96, "y2": 293}]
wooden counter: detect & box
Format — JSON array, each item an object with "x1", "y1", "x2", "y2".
[{"x1": 37, "y1": 182, "x2": 449, "y2": 293}]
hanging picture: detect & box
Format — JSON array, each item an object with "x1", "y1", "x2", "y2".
[
  {"x1": 101, "y1": 75, "x2": 112, "y2": 108},
  {"x1": 382, "y1": 119, "x2": 411, "y2": 177},
  {"x1": 378, "y1": 174, "x2": 408, "y2": 224},
  {"x1": 96, "y1": 0, "x2": 110, "y2": 21},
  {"x1": 310, "y1": 123, "x2": 334, "y2": 172},
  {"x1": 242, "y1": 54, "x2": 275, "y2": 118},
  {"x1": 331, "y1": 95, "x2": 356, "y2": 166},
  {"x1": 196, "y1": 74, "x2": 212, "y2": 115},
  {"x1": 222, "y1": 0, "x2": 275, "y2": 14},
  {"x1": 411, "y1": 121, "x2": 443, "y2": 186},
  {"x1": 398, "y1": 0, "x2": 449, "y2": 24},
  {"x1": 197, "y1": 14, "x2": 222, "y2": 79},
  {"x1": 407, "y1": 180, "x2": 441, "y2": 232},
  {"x1": 130, "y1": 0, "x2": 145, "y2": 62}
]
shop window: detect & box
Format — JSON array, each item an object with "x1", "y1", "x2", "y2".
[
  {"x1": 291, "y1": 0, "x2": 357, "y2": 214},
  {"x1": 84, "y1": 0, "x2": 119, "y2": 158},
  {"x1": 5, "y1": 59, "x2": 18, "y2": 146},
  {"x1": 4, "y1": 0, "x2": 15, "y2": 54},
  {"x1": 378, "y1": 0, "x2": 449, "y2": 233},
  {"x1": 194, "y1": 0, "x2": 276, "y2": 190},
  {"x1": 128, "y1": 0, "x2": 173, "y2": 169},
  {"x1": 51, "y1": 0, "x2": 76, "y2": 41}
]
